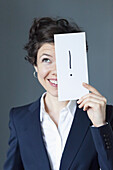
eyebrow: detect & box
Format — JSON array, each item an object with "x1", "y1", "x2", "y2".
[{"x1": 39, "y1": 53, "x2": 52, "y2": 58}]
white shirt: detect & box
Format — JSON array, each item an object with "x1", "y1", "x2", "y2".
[{"x1": 40, "y1": 93, "x2": 77, "y2": 170}]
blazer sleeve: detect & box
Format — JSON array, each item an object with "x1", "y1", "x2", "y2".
[
  {"x1": 4, "y1": 108, "x2": 24, "y2": 170},
  {"x1": 90, "y1": 105, "x2": 113, "y2": 170}
]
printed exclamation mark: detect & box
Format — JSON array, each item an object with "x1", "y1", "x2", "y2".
[{"x1": 69, "y1": 50, "x2": 72, "y2": 76}]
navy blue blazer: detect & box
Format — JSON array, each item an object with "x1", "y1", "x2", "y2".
[{"x1": 4, "y1": 97, "x2": 113, "y2": 170}]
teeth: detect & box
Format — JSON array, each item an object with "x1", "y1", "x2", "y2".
[{"x1": 49, "y1": 80, "x2": 58, "y2": 85}]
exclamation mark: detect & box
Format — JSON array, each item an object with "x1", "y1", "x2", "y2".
[{"x1": 69, "y1": 50, "x2": 72, "y2": 76}]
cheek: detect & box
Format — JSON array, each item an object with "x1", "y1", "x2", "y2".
[{"x1": 37, "y1": 66, "x2": 49, "y2": 79}]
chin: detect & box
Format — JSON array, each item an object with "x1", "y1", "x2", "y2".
[
  {"x1": 47, "y1": 91, "x2": 58, "y2": 98},
  {"x1": 51, "y1": 93, "x2": 58, "y2": 98}
]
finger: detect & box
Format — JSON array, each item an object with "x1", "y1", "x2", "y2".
[
  {"x1": 82, "y1": 82, "x2": 102, "y2": 96},
  {"x1": 82, "y1": 100, "x2": 105, "y2": 111},
  {"x1": 79, "y1": 101, "x2": 95, "y2": 111},
  {"x1": 78, "y1": 97, "x2": 104, "y2": 109},
  {"x1": 83, "y1": 101, "x2": 94, "y2": 111},
  {"x1": 81, "y1": 100, "x2": 102, "y2": 111},
  {"x1": 77, "y1": 93, "x2": 107, "y2": 104}
]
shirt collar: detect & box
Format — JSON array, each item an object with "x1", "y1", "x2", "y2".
[
  {"x1": 40, "y1": 92, "x2": 47, "y2": 122},
  {"x1": 40, "y1": 92, "x2": 77, "y2": 122},
  {"x1": 65, "y1": 100, "x2": 77, "y2": 117}
]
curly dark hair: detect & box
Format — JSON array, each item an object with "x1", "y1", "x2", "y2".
[{"x1": 24, "y1": 17, "x2": 88, "y2": 66}]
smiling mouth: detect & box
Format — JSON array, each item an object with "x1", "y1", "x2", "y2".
[{"x1": 48, "y1": 79, "x2": 58, "y2": 87}]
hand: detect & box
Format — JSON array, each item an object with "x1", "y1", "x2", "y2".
[{"x1": 77, "y1": 82, "x2": 107, "y2": 127}]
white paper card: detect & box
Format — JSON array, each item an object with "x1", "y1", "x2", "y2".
[{"x1": 54, "y1": 32, "x2": 89, "y2": 101}]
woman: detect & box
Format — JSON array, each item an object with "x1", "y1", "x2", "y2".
[{"x1": 4, "y1": 17, "x2": 113, "y2": 170}]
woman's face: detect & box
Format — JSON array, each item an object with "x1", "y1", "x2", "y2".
[{"x1": 34, "y1": 43, "x2": 58, "y2": 97}]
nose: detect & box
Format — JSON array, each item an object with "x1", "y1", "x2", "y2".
[{"x1": 51, "y1": 62, "x2": 57, "y2": 75}]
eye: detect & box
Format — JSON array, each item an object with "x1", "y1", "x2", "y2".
[{"x1": 42, "y1": 58, "x2": 51, "y2": 63}]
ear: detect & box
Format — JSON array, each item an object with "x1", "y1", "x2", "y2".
[{"x1": 34, "y1": 65, "x2": 37, "y2": 72}]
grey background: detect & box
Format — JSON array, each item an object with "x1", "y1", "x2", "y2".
[{"x1": 0, "y1": 0, "x2": 113, "y2": 169}]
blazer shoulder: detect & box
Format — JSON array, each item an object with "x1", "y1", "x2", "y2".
[{"x1": 9, "y1": 97, "x2": 41, "y2": 119}]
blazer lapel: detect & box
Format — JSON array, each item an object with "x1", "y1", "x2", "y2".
[
  {"x1": 21, "y1": 98, "x2": 51, "y2": 170},
  {"x1": 60, "y1": 103, "x2": 92, "y2": 170},
  {"x1": 22, "y1": 98, "x2": 92, "y2": 170}
]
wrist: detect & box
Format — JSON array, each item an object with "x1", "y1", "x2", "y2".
[{"x1": 93, "y1": 121, "x2": 107, "y2": 127}]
